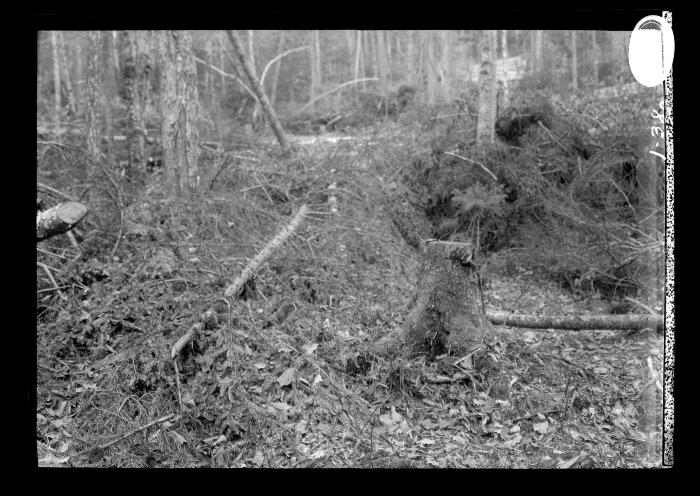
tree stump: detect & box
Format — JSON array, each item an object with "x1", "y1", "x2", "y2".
[
  {"x1": 36, "y1": 202, "x2": 88, "y2": 242},
  {"x1": 403, "y1": 240, "x2": 494, "y2": 354}
]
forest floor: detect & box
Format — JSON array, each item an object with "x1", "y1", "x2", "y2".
[{"x1": 36, "y1": 124, "x2": 664, "y2": 468}]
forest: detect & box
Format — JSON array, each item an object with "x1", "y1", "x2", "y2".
[{"x1": 36, "y1": 28, "x2": 668, "y2": 468}]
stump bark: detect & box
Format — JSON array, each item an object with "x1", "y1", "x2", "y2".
[
  {"x1": 36, "y1": 202, "x2": 88, "y2": 242},
  {"x1": 403, "y1": 240, "x2": 495, "y2": 354}
]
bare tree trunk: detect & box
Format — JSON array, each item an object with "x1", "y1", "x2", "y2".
[
  {"x1": 344, "y1": 30, "x2": 354, "y2": 59},
  {"x1": 425, "y1": 31, "x2": 438, "y2": 105},
  {"x1": 85, "y1": 31, "x2": 109, "y2": 212},
  {"x1": 369, "y1": 30, "x2": 379, "y2": 79},
  {"x1": 269, "y1": 31, "x2": 286, "y2": 108},
  {"x1": 74, "y1": 36, "x2": 83, "y2": 111},
  {"x1": 591, "y1": 31, "x2": 599, "y2": 85},
  {"x1": 406, "y1": 30, "x2": 415, "y2": 86},
  {"x1": 501, "y1": 30, "x2": 508, "y2": 59},
  {"x1": 314, "y1": 30, "x2": 322, "y2": 93},
  {"x1": 203, "y1": 36, "x2": 222, "y2": 144},
  {"x1": 571, "y1": 30, "x2": 578, "y2": 91},
  {"x1": 219, "y1": 31, "x2": 227, "y2": 96},
  {"x1": 57, "y1": 31, "x2": 77, "y2": 116},
  {"x1": 203, "y1": 36, "x2": 214, "y2": 105},
  {"x1": 247, "y1": 30, "x2": 256, "y2": 76},
  {"x1": 476, "y1": 30, "x2": 497, "y2": 144},
  {"x1": 386, "y1": 30, "x2": 394, "y2": 76},
  {"x1": 101, "y1": 31, "x2": 116, "y2": 163},
  {"x1": 112, "y1": 31, "x2": 120, "y2": 76},
  {"x1": 361, "y1": 31, "x2": 369, "y2": 84},
  {"x1": 86, "y1": 32, "x2": 102, "y2": 159},
  {"x1": 159, "y1": 30, "x2": 201, "y2": 196},
  {"x1": 439, "y1": 30, "x2": 451, "y2": 102},
  {"x1": 226, "y1": 30, "x2": 290, "y2": 154},
  {"x1": 376, "y1": 30, "x2": 389, "y2": 91},
  {"x1": 611, "y1": 31, "x2": 628, "y2": 68},
  {"x1": 354, "y1": 30, "x2": 363, "y2": 93},
  {"x1": 123, "y1": 30, "x2": 151, "y2": 179},
  {"x1": 51, "y1": 31, "x2": 61, "y2": 136},
  {"x1": 309, "y1": 30, "x2": 322, "y2": 110},
  {"x1": 534, "y1": 30, "x2": 543, "y2": 73},
  {"x1": 37, "y1": 32, "x2": 43, "y2": 109}
]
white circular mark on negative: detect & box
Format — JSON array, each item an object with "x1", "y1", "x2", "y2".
[{"x1": 628, "y1": 15, "x2": 675, "y2": 87}]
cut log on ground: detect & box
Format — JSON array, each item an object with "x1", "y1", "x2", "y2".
[
  {"x1": 328, "y1": 179, "x2": 338, "y2": 215},
  {"x1": 224, "y1": 204, "x2": 308, "y2": 299},
  {"x1": 401, "y1": 240, "x2": 495, "y2": 355},
  {"x1": 171, "y1": 323, "x2": 203, "y2": 360},
  {"x1": 37, "y1": 202, "x2": 88, "y2": 242},
  {"x1": 486, "y1": 311, "x2": 663, "y2": 331}
]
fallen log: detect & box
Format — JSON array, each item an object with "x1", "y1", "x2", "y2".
[
  {"x1": 486, "y1": 310, "x2": 663, "y2": 331},
  {"x1": 36, "y1": 201, "x2": 88, "y2": 242},
  {"x1": 328, "y1": 180, "x2": 338, "y2": 215},
  {"x1": 171, "y1": 323, "x2": 203, "y2": 360},
  {"x1": 224, "y1": 204, "x2": 308, "y2": 299}
]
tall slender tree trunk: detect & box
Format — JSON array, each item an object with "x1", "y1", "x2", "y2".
[
  {"x1": 159, "y1": 30, "x2": 201, "y2": 196},
  {"x1": 37, "y1": 32, "x2": 43, "y2": 111},
  {"x1": 270, "y1": 31, "x2": 286, "y2": 108},
  {"x1": 86, "y1": 30, "x2": 110, "y2": 214},
  {"x1": 57, "y1": 31, "x2": 77, "y2": 116},
  {"x1": 51, "y1": 31, "x2": 61, "y2": 136},
  {"x1": 535, "y1": 30, "x2": 544, "y2": 73},
  {"x1": 423, "y1": 31, "x2": 440, "y2": 105},
  {"x1": 416, "y1": 31, "x2": 427, "y2": 99},
  {"x1": 203, "y1": 36, "x2": 214, "y2": 105},
  {"x1": 123, "y1": 30, "x2": 151, "y2": 179},
  {"x1": 376, "y1": 30, "x2": 388, "y2": 91},
  {"x1": 439, "y1": 30, "x2": 451, "y2": 102},
  {"x1": 101, "y1": 31, "x2": 116, "y2": 163},
  {"x1": 571, "y1": 30, "x2": 578, "y2": 91},
  {"x1": 112, "y1": 31, "x2": 120, "y2": 76},
  {"x1": 226, "y1": 30, "x2": 290, "y2": 155},
  {"x1": 385, "y1": 30, "x2": 393, "y2": 77},
  {"x1": 248, "y1": 30, "x2": 256, "y2": 76},
  {"x1": 406, "y1": 30, "x2": 415, "y2": 85},
  {"x1": 501, "y1": 30, "x2": 508, "y2": 59},
  {"x1": 476, "y1": 30, "x2": 497, "y2": 145},
  {"x1": 309, "y1": 30, "x2": 322, "y2": 110},
  {"x1": 369, "y1": 30, "x2": 378, "y2": 79},
  {"x1": 219, "y1": 31, "x2": 227, "y2": 97},
  {"x1": 362, "y1": 30, "x2": 369, "y2": 81},
  {"x1": 314, "y1": 30, "x2": 322, "y2": 92},
  {"x1": 344, "y1": 30, "x2": 354, "y2": 59},
  {"x1": 591, "y1": 31, "x2": 599, "y2": 85},
  {"x1": 74, "y1": 36, "x2": 83, "y2": 112},
  {"x1": 354, "y1": 30, "x2": 363, "y2": 91}
]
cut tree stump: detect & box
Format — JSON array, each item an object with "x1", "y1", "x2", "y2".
[
  {"x1": 486, "y1": 311, "x2": 663, "y2": 331},
  {"x1": 402, "y1": 240, "x2": 495, "y2": 354},
  {"x1": 36, "y1": 202, "x2": 88, "y2": 242}
]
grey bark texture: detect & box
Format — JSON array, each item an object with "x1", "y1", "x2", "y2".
[
  {"x1": 476, "y1": 30, "x2": 497, "y2": 144},
  {"x1": 37, "y1": 202, "x2": 88, "y2": 241},
  {"x1": 226, "y1": 30, "x2": 291, "y2": 154},
  {"x1": 159, "y1": 30, "x2": 201, "y2": 196},
  {"x1": 403, "y1": 240, "x2": 494, "y2": 354}
]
